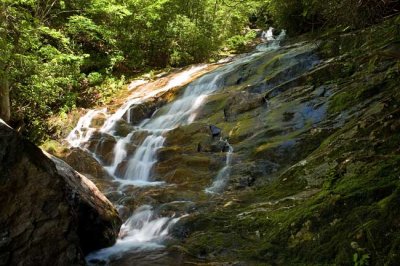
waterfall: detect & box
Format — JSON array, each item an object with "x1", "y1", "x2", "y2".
[
  {"x1": 122, "y1": 134, "x2": 165, "y2": 181},
  {"x1": 67, "y1": 65, "x2": 208, "y2": 185},
  {"x1": 67, "y1": 30, "x2": 286, "y2": 187},
  {"x1": 205, "y1": 140, "x2": 234, "y2": 194},
  {"x1": 100, "y1": 65, "x2": 208, "y2": 134},
  {"x1": 261, "y1": 27, "x2": 276, "y2": 42},
  {"x1": 68, "y1": 30, "x2": 288, "y2": 264}
]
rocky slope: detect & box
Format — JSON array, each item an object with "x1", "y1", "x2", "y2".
[
  {"x1": 0, "y1": 120, "x2": 121, "y2": 265},
  {"x1": 169, "y1": 17, "x2": 400, "y2": 265},
  {"x1": 46, "y1": 15, "x2": 400, "y2": 265}
]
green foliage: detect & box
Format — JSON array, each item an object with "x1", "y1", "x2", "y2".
[
  {"x1": 263, "y1": 0, "x2": 400, "y2": 34},
  {"x1": 167, "y1": 14, "x2": 214, "y2": 66},
  {"x1": 87, "y1": 72, "x2": 103, "y2": 86},
  {"x1": 265, "y1": 0, "x2": 314, "y2": 34},
  {"x1": 224, "y1": 30, "x2": 257, "y2": 52},
  {"x1": 354, "y1": 253, "x2": 370, "y2": 266},
  {"x1": 95, "y1": 76, "x2": 125, "y2": 104}
]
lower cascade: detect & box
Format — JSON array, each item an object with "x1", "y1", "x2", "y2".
[{"x1": 86, "y1": 205, "x2": 182, "y2": 263}]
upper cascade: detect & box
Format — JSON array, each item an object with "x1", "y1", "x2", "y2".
[
  {"x1": 67, "y1": 30, "x2": 288, "y2": 186},
  {"x1": 257, "y1": 27, "x2": 286, "y2": 52}
]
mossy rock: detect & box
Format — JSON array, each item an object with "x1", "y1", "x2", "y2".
[
  {"x1": 113, "y1": 119, "x2": 134, "y2": 137},
  {"x1": 176, "y1": 18, "x2": 400, "y2": 265},
  {"x1": 164, "y1": 123, "x2": 210, "y2": 147}
]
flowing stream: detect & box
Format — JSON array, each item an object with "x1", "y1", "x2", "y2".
[
  {"x1": 66, "y1": 29, "x2": 287, "y2": 264},
  {"x1": 205, "y1": 139, "x2": 234, "y2": 194}
]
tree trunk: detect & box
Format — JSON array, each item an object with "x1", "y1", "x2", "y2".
[{"x1": 0, "y1": 76, "x2": 10, "y2": 123}]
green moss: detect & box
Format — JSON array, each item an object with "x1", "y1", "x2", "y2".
[
  {"x1": 328, "y1": 73, "x2": 386, "y2": 114},
  {"x1": 197, "y1": 93, "x2": 228, "y2": 121},
  {"x1": 329, "y1": 91, "x2": 354, "y2": 113},
  {"x1": 181, "y1": 99, "x2": 400, "y2": 264},
  {"x1": 252, "y1": 131, "x2": 300, "y2": 157},
  {"x1": 40, "y1": 140, "x2": 69, "y2": 156}
]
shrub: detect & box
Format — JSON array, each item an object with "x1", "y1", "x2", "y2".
[{"x1": 224, "y1": 30, "x2": 257, "y2": 52}]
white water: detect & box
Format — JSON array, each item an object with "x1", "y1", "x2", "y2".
[
  {"x1": 205, "y1": 140, "x2": 234, "y2": 194},
  {"x1": 257, "y1": 27, "x2": 286, "y2": 52},
  {"x1": 67, "y1": 65, "x2": 207, "y2": 148},
  {"x1": 100, "y1": 65, "x2": 207, "y2": 133},
  {"x1": 67, "y1": 65, "x2": 208, "y2": 185},
  {"x1": 67, "y1": 30, "x2": 285, "y2": 187},
  {"x1": 122, "y1": 134, "x2": 165, "y2": 181},
  {"x1": 86, "y1": 205, "x2": 181, "y2": 264},
  {"x1": 261, "y1": 27, "x2": 276, "y2": 41},
  {"x1": 103, "y1": 65, "x2": 208, "y2": 184},
  {"x1": 104, "y1": 132, "x2": 132, "y2": 175},
  {"x1": 105, "y1": 58, "x2": 243, "y2": 186}
]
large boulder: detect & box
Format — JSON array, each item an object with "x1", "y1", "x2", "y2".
[{"x1": 0, "y1": 120, "x2": 121, "y2": 265}]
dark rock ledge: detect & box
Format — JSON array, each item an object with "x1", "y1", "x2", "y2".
[{"x1": 0, "y1": 120, "x2": 121, "y2": 266}]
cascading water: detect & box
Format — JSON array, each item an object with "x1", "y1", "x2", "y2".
[
  {"x1": 86, "y1": 205, "x2": 182, "y2": 263},
  {"x1": 261, "y1": 27, "x2": 276, "y2": 41},
  {"x1": 101, "y1": 65, "x2": 208, "y2": 134},
  {"x1": 66, "y1": 31, "x2": 289, "y2": 264},
  {"x1": 205, "y1": 140, "x2": 234, "y2": 194},
  {"x1": 108, "y1": 53, "x2": 266, "y2": 187},
  {"x1": 117, "y1": 73, "x2": 222, "y2": 184},
  {"x1": 66, "y1": 108, "x2": 108, "y2": 148},
  {"x1": 122, "y1": 134, "x2": 165, "y2": 181}
]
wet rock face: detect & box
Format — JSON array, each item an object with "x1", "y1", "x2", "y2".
[
  {"x1": 87, "y1": 131, "x2": 116, "y2": 165},
  {"x1": 123, "y1": 85, "x2": 183, "y2": 127},
  {"x1": 223, "y1": 91, "x2": 266, "y2": 121},
  {"x1": 209, "y1": 125, "x2": 221, "y2": 138},
  {"x1": 124, "y1": 98, "x2": 162, "y2": 126},
  {"x1": 0, "y1": 121, "x2": 121, "y2": 265}
]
